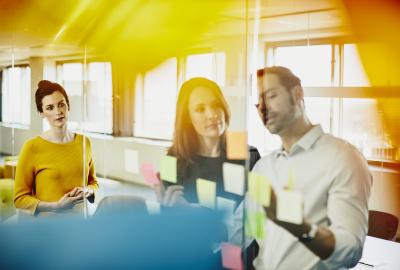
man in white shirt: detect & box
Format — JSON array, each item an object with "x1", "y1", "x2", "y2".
[{"x1": 246, "y1": 66, "x2": 372, "y2": 269}]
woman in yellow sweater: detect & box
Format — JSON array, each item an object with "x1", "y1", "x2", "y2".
[{"x1": 14, "y1": 80, "x2": 98, "y2": 216}]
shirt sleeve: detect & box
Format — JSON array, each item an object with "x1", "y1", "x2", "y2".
[
  {"x1": 322, "y1": 145, "x2": 372, "y2": 269},
  {"x1": 13, "y1": 140, "x2": 40, "y2": 216}
]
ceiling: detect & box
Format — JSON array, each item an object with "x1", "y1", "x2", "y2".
[
  {"x1": 0, "y1": 0, "x2": 350, "y2": 67},
  {"x1": 214, "y1": 0, "x2": 349, "y2": 40}
]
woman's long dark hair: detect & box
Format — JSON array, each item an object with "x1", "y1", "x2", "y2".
[{"x1": 168, "y1": 77, "x2": 230, "y2": 178}]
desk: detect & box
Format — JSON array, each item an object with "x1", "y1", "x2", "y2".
[{"x1": 352, "y1": 236, "x2": 400, "y2": 269}]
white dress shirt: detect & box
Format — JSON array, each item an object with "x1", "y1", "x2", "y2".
[{"x1": 236, "y1": 125, "x2": 372, "y2": 269}]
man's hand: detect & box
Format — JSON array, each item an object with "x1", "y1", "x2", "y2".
[
  {"x1": 262, "y1": 186, "x2": 335, "y2": 260},
  {"x1": 263, "y1": 187, "x2": 305, "y2": 233}
]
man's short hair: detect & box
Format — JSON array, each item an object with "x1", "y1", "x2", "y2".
[{"x1": 257, "y1": 66, "x2": 301, "y2": 91}]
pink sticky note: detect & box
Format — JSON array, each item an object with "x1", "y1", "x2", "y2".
[
  {"x1": 140, "y1": 163, "x2": 160, "y2": 185},
  {"x1": 221, "y1": 243, "x2": 243, "y2": 270}
]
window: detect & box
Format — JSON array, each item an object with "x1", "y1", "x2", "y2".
[
  {"x1": 134, "y1": 58, "x2": 177, "y2": 140},
  {"x1": 252, "y1": 42, "x2": 393, "y2": 159},
  {"x1": 342, "y1": 44, "x2": 370, "y2": 86},
  {"x1": 272, "y1": 45, "x2": 332, "y2": 87},
  {"x1": 55, "y1": 62, "x2": 113, "y2": 134},
  {"x1": 185, "y1": 52, "x2": 226, "y2": 86},
  {"x1": 252, "y1": 44, "x2": 333, "y2": 154},
  {"x1": 342, "y1": 98, "x2": 384, "y2": 158},
  {"x1": 304, "y1": 97, "x2": 333, "y2": 134},
  {"x1": 134, "y1": 52, "x2": 226, "y2": 140},
  {"x1": 1, "y1": 65, "x2": 31, "y2": 125}
]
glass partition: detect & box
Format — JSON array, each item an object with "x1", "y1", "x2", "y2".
[{"x1": 6, "y1": 0, "x2": 400, "y2": 269}]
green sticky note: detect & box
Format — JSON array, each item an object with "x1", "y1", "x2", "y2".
[
  {"x1": 160, "y1": 155, "x2": 177, "y2": 183},
  {"x1": 245, "y1": 211, "x2": 265, "y2": 239},
  {"x1": 196, "y1": 178, "x2": 216, "y2": 209},
  {"x1": 248, "y1": 172, "x2": 271, "y2": 207}
]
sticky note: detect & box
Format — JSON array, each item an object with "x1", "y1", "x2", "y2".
[
  {"x1": 221, "y1": 243, "x2": 243, "y2": 270},
  {"x1": 286, "y1": 169, "x2": 295, "y2": 190},
  {"x1": 217, "y1": 197, "x2": 236, "y2": 213},
  {"x1": 196, "y1": 178, "x2": 216, "y2": 209},
  {"x1": 277, "y1": 190, "x2": 303, "y2": 224},
  {"x1": 124, "y1": 149, "x2": 139, "y2": 174},
  {"x1": 217, "y1": 197, "x2": 236, "y2": 225},
  {"x1": 160, "y1": 155, "x2": 177, "y2": 183},
  {"x1": 248, "y1": 172, "x2": 271, "y2": 207},
  {"x1": 226, "y1": 131, "x2": 248, "y2": 160},
  {"x1": 140, "y1": 163, "x2": 160, "y2": 186},
  {"x1": 245, "y1": 211, "x2": 265, "y2": 239},
  {"x1": 223, "y1": 162, "x2": 245, "y2": 195},
  {"x1": 145, "y1": 200, "x2": 161, "y2": 215}
]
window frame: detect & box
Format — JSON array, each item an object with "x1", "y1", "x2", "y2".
[
  {"x1": 261, "y1": 38, "x2": 400, "y2": 162},
  {"x1": 132, "y1": 51, "x2": 227, "y2": 141},
  {"x1": 55, "y1": 59, "x2": 114, "y2": 135},
  {"x1": 0, "y1": 63, "x2": 31, "y2": 127}
]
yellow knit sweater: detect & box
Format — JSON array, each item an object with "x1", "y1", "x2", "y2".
[{"x1": 14, "y1": 134, "x2": 98, "y2": 216}]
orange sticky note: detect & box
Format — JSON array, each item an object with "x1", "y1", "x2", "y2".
[
  {"x1": 226, "y1": 131, "x2": 247, "y2": 160},
  {"x1": 221, "y1": 243, "x2": 243, "y2": 270}
]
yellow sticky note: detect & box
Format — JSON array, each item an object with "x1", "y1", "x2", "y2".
[
  {"x1": 160, "y1": 155, "x2": 177, "y2": 183},
  {"x1": 277, "y1": 190, "x2": 303, "y2": 224},
  {"x1": 196, "y1": 178, "x2": 216, "y2": 209},
  {"x1": 245, "y1": 211, "x2": 265, "y2": 239},
  {"x1": 287, "y1": 169, "x2": 295, "y2": 190},
  {"x1": 248, "y1": 172, "x2": 271, "y2": 207},
  {"x1": 226, "y1": 131, "x2": 248, "y2": 160}
]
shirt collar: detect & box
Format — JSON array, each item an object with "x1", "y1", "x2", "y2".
[{"x1": 273, "y1": 124, "x2": 324, "y2": 158}]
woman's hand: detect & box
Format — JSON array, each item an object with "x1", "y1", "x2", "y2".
[
  {"x1": 69, "y1": 187, "x2": 94, "y2": 199},
  {"x1": 154, "y1": 173, "x2": 189, "y2": 207},
  {"x1": 56, "y1": 191, "x2": 83, "y2": 209},
  {"x1": 37, "y1": 187, "x2": 91, "y2": 212}
]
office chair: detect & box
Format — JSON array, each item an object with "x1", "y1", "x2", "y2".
[
  {"x1": 94, "y1": 195, "x2": 148, "y2": 217},
  {"x1": 368, "y1": 210, "x2": 399, "y2": 241}
]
